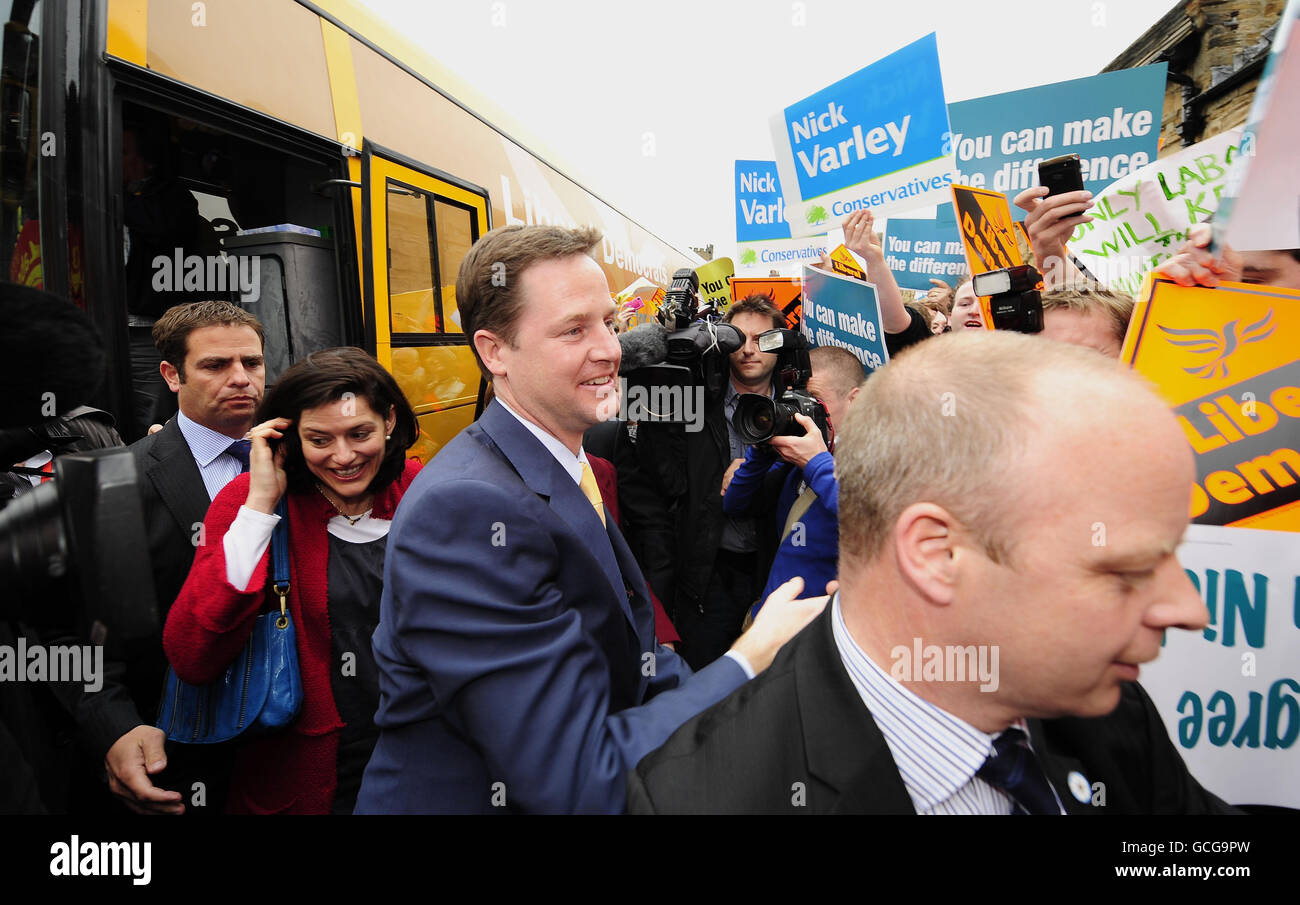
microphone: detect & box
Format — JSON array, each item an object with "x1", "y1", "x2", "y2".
[{"x1": 618, "y1": 321, "x2": 668, "y2": 374}]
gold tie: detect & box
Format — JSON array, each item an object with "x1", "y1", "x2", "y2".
[{"x1": 579, "y1": 461, "x2": 607, "y2": 527}]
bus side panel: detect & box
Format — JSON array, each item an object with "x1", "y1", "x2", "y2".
[{"x1": 346, "y1": 37, "x2": 694, "y2": 297}]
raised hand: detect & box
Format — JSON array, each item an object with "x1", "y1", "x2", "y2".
[{"x1": 244, "y1": 417, "x2": 292, "y2": 513}]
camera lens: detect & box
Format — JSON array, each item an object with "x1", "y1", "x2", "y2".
[
  {"x1": 734, "y1": 394, "x2": 779, "y2": 444},
  {"x1": 0, "y1": 480, "x2": 70, "y2": 596}
]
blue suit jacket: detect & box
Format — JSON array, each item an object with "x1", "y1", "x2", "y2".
[{"x1": 355, "y1": 401, "x2": 748, "y2": 813}]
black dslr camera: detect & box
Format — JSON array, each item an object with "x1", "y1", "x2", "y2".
[
  {"x1": 733, "y1": 329, "x2": 830, "y2": 446},
  {"x1": 972, "y1": 263, "x2": 1044, "y2": 333}
]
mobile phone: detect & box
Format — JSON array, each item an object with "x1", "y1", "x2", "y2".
[{"x1": 1038, "y1": 154, "x2": 1085, "y2": 198}]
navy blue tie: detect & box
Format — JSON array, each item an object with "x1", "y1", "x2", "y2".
[
  {"x1": 977, "y1": 728, "x2": 1063, "y2": 815},
  {"x1": 226, "y1": 438, "x2": 252, "y2": 473}
]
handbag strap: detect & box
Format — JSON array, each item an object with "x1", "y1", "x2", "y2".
[{"x1": 271, "y1": 496, "x2": 290, "y2": 627}]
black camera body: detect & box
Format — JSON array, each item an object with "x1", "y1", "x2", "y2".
[
  {"x1": 733, "y1": 328, "x2": 830, "y2": 446},
  {"x1": 972, "y1": 264, "x2": 1044, "y2": 334},
  {"x1": 0, "y1": 449, "x2": 158, "y2": 640}
]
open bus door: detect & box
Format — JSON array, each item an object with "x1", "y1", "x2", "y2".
[{"x1": 363, "y1": 144, "x2": 489, "y2": 462}]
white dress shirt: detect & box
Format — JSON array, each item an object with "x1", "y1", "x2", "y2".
[
  {"x1": 830, "y1": 596, "x2": 1064, "y2": 814},
  {"x1": 175, "y1": 410, "x2": 252, "y2": 501}
]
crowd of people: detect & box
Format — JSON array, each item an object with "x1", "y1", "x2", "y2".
[{"x1": 3, "y1": 182, "x2": 1294, "y2": 814}]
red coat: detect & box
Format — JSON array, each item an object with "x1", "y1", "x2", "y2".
[
  {"x1": 163, "y1": 459, "x2": 421, "y2": 814},
  {"x1": 587, "y1": 454, "x2": 680, "y2": 644}
]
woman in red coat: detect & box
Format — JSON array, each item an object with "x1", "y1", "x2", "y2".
[{"x1": 163, "y1": 347, "x2": 420, "y2": 814}]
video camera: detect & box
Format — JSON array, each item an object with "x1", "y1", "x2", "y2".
[
  {"x1": 733, "y1": 329, "x2": 830, "y2": 446},
  {"x1": 618, "y1": 268, "x2": 743, "y2": 419},
  {"x1": 658, "y1": 268, "x2": 743, "y2": 369},
  {"x1": 972, "y1": 264, "x2": 1044, "y2": 333},
  {"x1": 0, "y1": 449, "x2": 159, "y2": 640}
]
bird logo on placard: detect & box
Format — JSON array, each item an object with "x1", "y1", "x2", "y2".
[{"x1": 1157, "y1": 310, "x2": 1275, "y2": 379}]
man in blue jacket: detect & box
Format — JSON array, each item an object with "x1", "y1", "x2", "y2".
[
  {"x1": 356, "y1": 224, "x2": 826, "y2": 814},
  {"x1": 725, "y1": 346, "x2": 865, "y2": 624}
]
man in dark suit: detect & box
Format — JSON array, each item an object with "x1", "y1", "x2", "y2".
[
  {"x1": 630, "y1": 330, "x2": 1237, "y2": 815},
  {"x1": 74, "y1": 301, "x2": 264, "y2": 814},
  {"x1": 356, "y1": 225, "x2": 826, "y2": 814}
]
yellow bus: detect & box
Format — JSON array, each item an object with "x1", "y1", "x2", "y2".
[{"x1": 2, "y1": 0, "x2": 696, "y2": 456}]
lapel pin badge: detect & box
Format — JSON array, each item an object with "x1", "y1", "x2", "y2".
[{"x1": 1068, "y1": 770, "x2": 1092, "y2": 804}]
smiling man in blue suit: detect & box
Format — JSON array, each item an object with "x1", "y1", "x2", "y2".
[{"x1": 355, "y1": 224, "x2": 825, "y2": 814}]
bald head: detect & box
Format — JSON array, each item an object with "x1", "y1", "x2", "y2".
[
  {"x1": 834, "y1": 329, "x2": 1205, "y2": 726},
  {"x1": 835, "y1": 330, "x2": 1184, "y2": 568}
]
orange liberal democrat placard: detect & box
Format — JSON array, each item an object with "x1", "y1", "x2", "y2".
[
  {"x1": 731, "y1": 276, "x2": 803, "y2": 331},
  {"x1": 1122, "y1": 275, "x2": 1300, "y2": 532},
  {"x1": 828, "y1": 244, "x2": 867, "y2": 281},
  {"x1": 950, "y1": 184, "x2": 1024, "y2": 276}
]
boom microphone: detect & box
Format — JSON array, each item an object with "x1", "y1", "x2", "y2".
[{"x1": 618, "y1": 321, "x2": 669, "y2": 373}]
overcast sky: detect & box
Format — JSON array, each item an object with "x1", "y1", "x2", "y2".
[{"x1": 356, "y1": 0, "x2": 1180, "y2": 258}]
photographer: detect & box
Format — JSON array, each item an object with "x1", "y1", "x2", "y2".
[
  {"x1": 668, "y1": 293, "x2": 787, "y2": 670},
  {"x1": 723, "y1": 347, "x2": 864, "y2": 624}
]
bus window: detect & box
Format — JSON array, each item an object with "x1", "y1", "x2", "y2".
[
  {"x1": 386, "y1": 183, "x2": 479, "y2": 337},
  {"x1": 387, "y1": 183, "x2": 438, "y2": 334},
  {"x1": 368, "y1": 153, "x2": 488, "y2": 459},
  {"x1": 433, "y1": 199, "x2": 474, "y2": 334}
]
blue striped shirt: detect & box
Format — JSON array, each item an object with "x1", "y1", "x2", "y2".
[
  {"x1": 830, "y1": 596, "x2": 1063, "y2": 815},
  {"x1": 176, "y1": 411, "x2": 249, "y2": 501}
]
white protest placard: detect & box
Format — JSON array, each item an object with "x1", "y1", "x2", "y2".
[
  {"x1": 1140, "y1": 524, "x2": 1300, "y2": 808},
  {"x1": 1067, "y1": 130, "x2": 1243, "y2": 296}
]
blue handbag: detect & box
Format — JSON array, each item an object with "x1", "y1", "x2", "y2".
[{"x1": 156, "y1": 498, "x2": 304, "y2": 743}]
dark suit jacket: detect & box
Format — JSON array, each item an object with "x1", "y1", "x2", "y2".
[
  {"x1": 69, "y1": 418, "x2": 211, "y2": 757},
  {"x1": 628, "y1": 602, "x2": 1239, "y2": 815},
  {"x1": 617, "y1": 392, "x2": 776, "y2": 624},
  {"x1": 355, "y1": 400, "x2": 748, "y2": 814}
]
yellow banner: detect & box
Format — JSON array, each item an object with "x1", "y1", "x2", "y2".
[
  {"x1": 828, "y1": 244, "x2": 866, "y2": 281},
  {"x1": 694, "y1": 257, "x2": 735, "y2": 313},
  {"x1": 1122, "y1": 275, "x2": 1300, "y2": 532}
]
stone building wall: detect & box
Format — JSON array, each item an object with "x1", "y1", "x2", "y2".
[{"x1": 1105, "y1": 0, "x2": 1284, "y2": 158}]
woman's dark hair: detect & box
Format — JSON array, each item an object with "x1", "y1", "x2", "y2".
[{"x1": 256, "y1": 347, "x2": 417, "y2": 495}]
